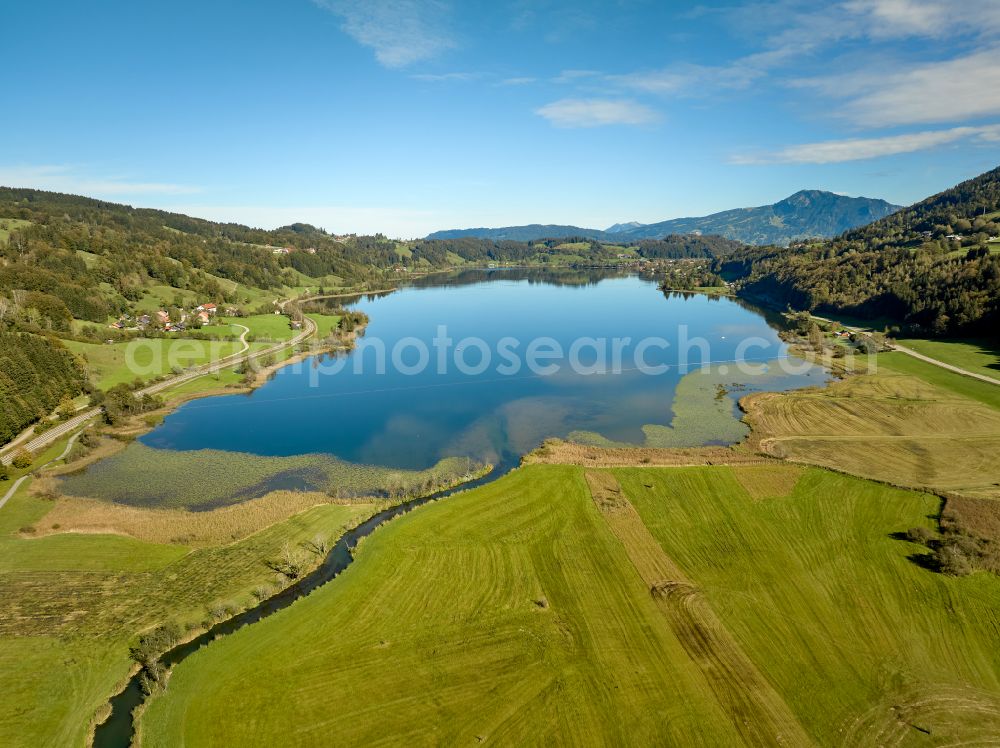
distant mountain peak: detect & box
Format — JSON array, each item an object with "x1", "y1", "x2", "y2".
[
  {"x1": 427, "y1": 190, "x2": 901, "y2": 246},
  {"x1": 605, "y1": 221, "x2": 645, "y2": 233}
]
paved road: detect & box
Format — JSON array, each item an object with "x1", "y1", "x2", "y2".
[
  {"x1": 0, "y1": 430, "x2": 85, "y2": 509},
  {"x1": 890, "y1": 342, "x2": 1000, "y2": 386},
  {"x1": 0, "y1": 317, "x2": 316, "y2": 466},
  {"x1": 809, "y1": 314, "x2": 1000, "y2": 388}
]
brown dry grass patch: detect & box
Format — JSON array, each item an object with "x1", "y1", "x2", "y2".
[
  {"x1": 527, "y1": 439, "x2": 779, "y2": 468},
  {"x1": 742, "y1": 372, "x2": 1000, "y2": 499},
  {"x1": 29, "y1": 490, "x2": 371, "y2": 546},
  {"x1": 731, "y1": 465, "x2": 804, "y2": 501},
  {"x1": 942, "y1": 495, "x2": 1000, "y2": 573}
]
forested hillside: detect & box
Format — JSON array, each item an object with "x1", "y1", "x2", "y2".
[
  {"x1": 0, "y1": 331, "x2": 86, "y2": 444},
  {"x1": 718, "y1": 166, "x2": 1000, "y2": 335},
  {"x1": 0, "y1": 190, "x2": 741, "y2": 338},
  {"x1": 0, "y1": 188, "x2": 750, "y2": 443}
]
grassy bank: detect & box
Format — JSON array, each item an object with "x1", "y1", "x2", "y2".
[
  {"x1": 136, "y1": 463, "x2": 1000, "y2": 745},
  {"x1": 0, "y1": 477, "x2": 376, "y2": 746}
]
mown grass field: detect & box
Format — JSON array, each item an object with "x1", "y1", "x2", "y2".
[
  {"x1": 897, "y1": 338, "x2": 1000, "y2": 383},
  {"x1": 200, "y1": 314, "x2": 296, "y2": 342},
  {"x1": 309, "y1": 313, "x2": 342, "y2": 339},
  {"x1": 878, "y1": 351, "x2": 1000, "y2": 410},
  {"x1": 64, "y1": 338, "x2": 247, "y2": 390},
  {"x1": 744, "y1": 354, "x2": 1000, "y2": 498},
  {"x1": 0, "y1": 475, "x2": 376, "y2": 747},
  {"x1": 136, "y1": 463, "x2": 1000, "y2": 746}
]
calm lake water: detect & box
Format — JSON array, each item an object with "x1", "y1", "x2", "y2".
[{"x1": 138, "y1": 269, "x2": 823, "y2": 470}]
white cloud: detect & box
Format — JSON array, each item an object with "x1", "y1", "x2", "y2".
[
  {"x1": 410, "y1": 71, "x2": 479, "y2": 82},
  {"x1": 314, "y1": 0, "x2": 454, "y2": 68},
  {"x1": 499, "y1": 76, "x2": 536, "y2": 86},
  {"x1": 609, "y1": 1, "x2": 1000, "y2": 107},
  {"x1": 551, "y1": 69, "x2": 602, "y2": 84},
  {"x1": 535, "y1": 98, "x2": 660, "y2": 128},
  {"x1": 609, "y1": 63, "x2": 766, "y2": 96},
  {"x1": 732, "y1": 124, "x2": 1000, "y2": 164},
  {"x1": 844, "y1": 0, "x2": 1000, "y2": 39},
  {"x1": 0, "y1": 165, "x2": 200, "y2": 196},
  {"x1": 796, "y1": 48, "x2": 1000, "y2": 127}
]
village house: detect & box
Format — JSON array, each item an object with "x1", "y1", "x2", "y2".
[
  {"x1": 196, "y1": 303, "x2": 217, "y2": 315},
  {"x1": 196, "y1": 311, "x2": 211, "y2": 325},
  {"x1": 156, "y1": 310, "x2": 170, "y2": 325}
]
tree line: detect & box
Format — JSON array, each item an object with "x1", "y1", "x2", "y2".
[
  {"x1": 716, "y1": 165, "x2": 1000, "y2": 335},
  {"x1": 0, "y1": 331, "x2": 86, "y2": 444}
]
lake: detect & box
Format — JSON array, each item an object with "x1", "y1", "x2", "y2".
[{"x1": 139, "y1": 269, "x2": 822, "y2": 470}]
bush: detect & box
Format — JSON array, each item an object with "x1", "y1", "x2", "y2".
[
  {"x1": 905, "y1": 526, "x2": 935, "y2": 545},
  {"x1": 11, "y1": 450, "x2": 34, "y2": 470},
  {"x1": 933, "y1": 532, "x2": 985, "y2": 576},
  {"x1": 129, "y1": 623, "x2": 182, "y2": 669}
]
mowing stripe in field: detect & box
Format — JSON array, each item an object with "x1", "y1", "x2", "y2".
[{"x1": 585, "y1": 471, "x2": 812, "y2": 746}]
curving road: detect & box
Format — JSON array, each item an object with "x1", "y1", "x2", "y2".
[
  {"x1": 0, "y1": 317, "x2": 315, "y2": 467},
  {"x1": 888, "y1": 342, "x2": 1000, "y2": 387},
  {"x1": 0, "y1": 429, "x2": 85, "y2": 509},
  {"x1": 809, "y1": 313, "x2": 1000, "y2": 388}
]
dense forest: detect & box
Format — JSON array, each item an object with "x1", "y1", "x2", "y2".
[
  {"x1": 0, "y1": 331, "x2": 86, "y2": 444},
  {"x1": 0, "y1": 188, "x2": 744, "y2": 338},
  {"x1": 718, "y1": 166, "x2": 1000, "y2": 335}
]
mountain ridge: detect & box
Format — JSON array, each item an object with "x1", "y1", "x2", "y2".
[{"x1": 427, "y1": 190, "x2": 902, "y2": 246}]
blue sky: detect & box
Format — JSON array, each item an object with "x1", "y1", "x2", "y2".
[{"x1": 3, "y1": 0, "x2": 999, "y2": 237}]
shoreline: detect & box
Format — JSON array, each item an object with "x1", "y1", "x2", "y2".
[{"x1": 89, "y1": 460, "x2": 499, "y2": 748}]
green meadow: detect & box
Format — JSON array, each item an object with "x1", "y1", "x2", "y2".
[
  {"x1": 897, "y1": 337, "x2": 1000, "y2": 382},
  {"x1": 63, "y1": 338, "x2": 248, "y2": 390},
  {"x1": 878, "y1": 350, "x2": 1000, "y2": 410},
  {"x1": 136, "y1": 463, "x2": 1000, "y2": 746},
  {"x1": 0, "y1": 476, "x2": 376, "y2": 747}
]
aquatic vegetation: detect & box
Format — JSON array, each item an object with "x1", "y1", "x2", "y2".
[
  {"x1": 58, "y1": 443, "x2": 484, "y2": 510},
  {"x1": 568, "y1": 362, "x2": 808, "y2": 449}
]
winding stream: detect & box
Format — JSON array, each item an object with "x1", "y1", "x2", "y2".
[
  {"x1": 90, "y1": 468, "x2": 502, "y2": 748},
  {"x1": 88, "y1": 270, "x2": 822, "y2": 744}
]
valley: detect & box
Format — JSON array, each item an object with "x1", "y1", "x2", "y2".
[
  {"x1": 7, "y1": 4, "x2": 1000, "y2": 745},
  {"x1": 0, "y1": 167, "x2": 998, "y2": 748}
]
